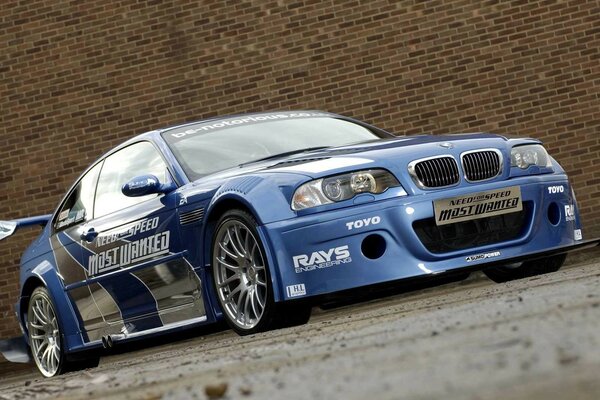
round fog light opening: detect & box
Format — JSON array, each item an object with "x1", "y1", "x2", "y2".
[
  {"x1": 547, "y1": 202, "x2": 560, "y2": 226},
  {"x1": 361, "y1": 234, "x2": 386, "y2": 260}
]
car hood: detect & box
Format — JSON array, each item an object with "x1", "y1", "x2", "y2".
[
  {"x1": 242, "y1": 133, "x2": 535, "y2": 176},
  {"x1": 185, "y1": 133, "x2": 540, "y2": 196}
]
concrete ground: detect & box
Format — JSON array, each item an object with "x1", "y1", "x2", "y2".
[{"x1": 1, "y1": 252, "x2": 599, "y2": 400}]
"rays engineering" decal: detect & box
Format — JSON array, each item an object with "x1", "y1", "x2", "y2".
[{"x1": 293, "y1": 245, "x2": 352, "y2": 273}]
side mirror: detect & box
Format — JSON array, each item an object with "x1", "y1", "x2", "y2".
[{"x1": 121, "y1": 175, "x2": 176, "y2": 197}]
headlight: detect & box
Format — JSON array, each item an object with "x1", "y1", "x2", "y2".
[
  {"x1": 292, "y1": 169, "x2": 402, "y2": 210},
  {"x1": 510, "y1": 144, "x2": 552, "y2": 169}
]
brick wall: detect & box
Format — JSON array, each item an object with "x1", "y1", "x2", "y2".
[{"x1": 0, "y1": 0, "x2": 598, "y2": 338}]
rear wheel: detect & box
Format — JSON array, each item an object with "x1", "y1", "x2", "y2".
[
  {"x1": 483, "y1": 254, "x2": 567, "y2": 283},
  {"x1": 211, "y1": 210, "x2": 311, "y2": 335},
  {"x1": 27, "y1": 287, "x2": 99, "y2": 377}
]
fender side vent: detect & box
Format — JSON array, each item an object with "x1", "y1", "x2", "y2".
[{"x1": 180, "y1": 208, "x2": 205, "y2": 226}]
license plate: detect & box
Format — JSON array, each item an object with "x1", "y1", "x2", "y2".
[{"x1": 434, "y1": 186, "x2": 523, "y2": 226}]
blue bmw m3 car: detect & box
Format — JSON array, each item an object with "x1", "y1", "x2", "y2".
[{"x1": 0, "y1": 111, "x2": 593, "y2": 377}]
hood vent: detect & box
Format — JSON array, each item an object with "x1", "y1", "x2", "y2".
[{"x1": 271, "y1": 157, "x2": 328, "y2": 168}]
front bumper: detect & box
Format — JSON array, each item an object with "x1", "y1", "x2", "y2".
[{"x1": 264, "y1": 175, "x2": 586, "y2": 301}]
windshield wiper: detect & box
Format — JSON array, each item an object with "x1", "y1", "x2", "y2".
[{"x1": 238, "y1": 147, "x2": 331, "y2": 167}]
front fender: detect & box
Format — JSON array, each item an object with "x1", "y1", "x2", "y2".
[
  {"x1": 207, "y1": 174, "x2": 300, "y2": 225},
  {"x1": 202, "y1": 174, "x2": 306, "y2": 304}
]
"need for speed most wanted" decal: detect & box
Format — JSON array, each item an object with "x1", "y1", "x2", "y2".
[
  {"x1": 88, "y1": 217, "x2": 170, "y2": 276},
  {"x1": 434, "y1": 186, "x2": 523, "y2": 226}
]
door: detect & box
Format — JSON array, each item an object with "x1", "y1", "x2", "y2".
[{"x1": 80, "y1": 141, "x2": 204, "y2": 335}]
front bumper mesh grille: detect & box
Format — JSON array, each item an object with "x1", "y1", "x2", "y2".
[{"x1": 412, "y1": 202, "x2": 531, "y2": 254}]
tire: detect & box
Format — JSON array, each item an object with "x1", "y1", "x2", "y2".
[
  {"x1": 211, "y1": 209, "x2": 311, "y2": 335},
  {"x1": 27, "y1": 286, "x2": 99, "y2": 377},
  {"x1": 483, "y1": 254, "x2": 567, "y2": 283}
]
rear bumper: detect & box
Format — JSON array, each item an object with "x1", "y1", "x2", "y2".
[{"x1": 264, "y1": 175, "x2": 587, "y2": 301}]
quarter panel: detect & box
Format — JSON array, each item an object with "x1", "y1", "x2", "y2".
[{"x1": 21, "y1": 257, "x2": 90, "y2": 352}]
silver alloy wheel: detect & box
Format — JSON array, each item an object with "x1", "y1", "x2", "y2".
[
  {"x1": 28, "y1": 291, "x2": 62, "y2": 377},
  {"x1": 213, "y1": 219, "x2": 268, "y2": 330}
]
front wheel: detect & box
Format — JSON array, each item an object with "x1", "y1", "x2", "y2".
[
  {"x1": 27, "y1": 286, "x2": 99, "y2": 377},
  {"x1": 211, "y1": 210, "x2": 311, "y2": 335},
  {"x1": 483, "y1": 254, "x2": 567, "y2": 283}
]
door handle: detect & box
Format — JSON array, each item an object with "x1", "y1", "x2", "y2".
[{"x1": 80, "y1": 227, "x2": 98, "y2": 242}]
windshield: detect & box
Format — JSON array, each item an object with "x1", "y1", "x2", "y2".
[{"x1": 161, "y1": 113, "x2": 386, "y2": 180}]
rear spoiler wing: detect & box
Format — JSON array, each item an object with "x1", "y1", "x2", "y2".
[{"x1": 0, "y1": 215, "x2": 51, "y2": 241}]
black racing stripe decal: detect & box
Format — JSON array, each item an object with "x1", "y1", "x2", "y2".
[
  {"x1": 50, "y1": 234, "x2": 87, "y2": 284},
  {"x1": 132, "y1": 259, "x2": 206, "y2": 323},
  {"x1": 97, "y1": 273, "x2": 163, "y2": 331},
  {"x1": 89, "y1": 282, "x2": 124, "y2": 324},
  {"x1": 129, "y1": 273, "x2": 165, "y2": 326},
  {"x1": 56, "y1": 232, "x2": 87, "y2": 267},
  {"x1": 61, "y1": 231, "x2": 105, "y2": 269}
]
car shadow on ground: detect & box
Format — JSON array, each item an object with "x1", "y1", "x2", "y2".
[
  {"x1": 96, "y1": 320, "x2": 230, "y2": 358},
  {"x1": 318, "y1": 270, "x2": 476, "y2": 310}
]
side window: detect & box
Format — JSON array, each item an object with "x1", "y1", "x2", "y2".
[
  {"x1": 94, "y1": 142, "x2": 168, "y2": 218},
  {"x1": 55, "y1": 162, "x2": 103, "y2": 231}
]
